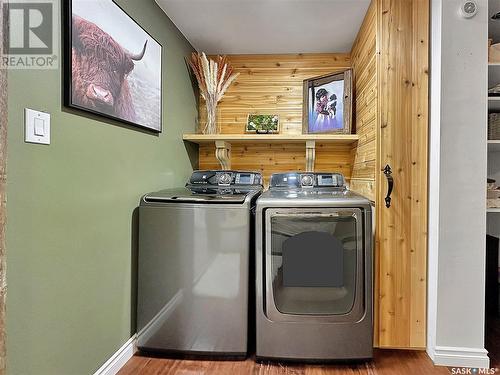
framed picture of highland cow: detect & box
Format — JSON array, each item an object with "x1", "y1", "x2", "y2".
[
  {"x1": 302, "y1": 70, "x2": 352, "y2": 134},
  {"x1": 63, "y1": 0, "x2": 162, "y2": 132}
]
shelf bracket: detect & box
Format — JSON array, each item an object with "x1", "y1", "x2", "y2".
[
  {"x1": 215, "y1": 141, "x2": 231, "y2": 170},
  {"x1": 305, "y1": 140, "x2": 316, "y2": 172}
]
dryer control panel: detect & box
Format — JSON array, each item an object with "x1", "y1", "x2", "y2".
[
  {"x1": 317, "y1": 173, "x2": 343, "y2": 187},
  {"x1": 270, "y1": 172, "x2": 345, "y2": 189}
]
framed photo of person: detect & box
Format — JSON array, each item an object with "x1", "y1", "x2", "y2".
[
  {"x1": 302, "y1": 70, "x2": 352, "y2": 134},
  {"x1": 63, "y1": 0, "x2": 163, "y2": 132}
]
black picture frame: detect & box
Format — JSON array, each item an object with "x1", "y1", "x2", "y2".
[
  {"x1": 302, "y1": 70, "x2": 352, "y2": 134},
  {"x1": 63, "y1": 0, "x2": 163, "y2": 132}
]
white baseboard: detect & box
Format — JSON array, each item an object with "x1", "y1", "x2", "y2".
[
  {"x1": 93, "y1": 334, "x2": 138, "y2": 375},
  {"x1": 427, "y1": 345, "x2": 490, "y2": 369}
]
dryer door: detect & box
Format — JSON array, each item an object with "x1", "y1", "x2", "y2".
[{"x1": 264, "y1": 208, "x2": 365, "y2": 323}]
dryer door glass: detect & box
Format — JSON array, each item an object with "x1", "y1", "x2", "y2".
[{"x1": 267, "y1": 209, "x2": 361, "y2": 316}]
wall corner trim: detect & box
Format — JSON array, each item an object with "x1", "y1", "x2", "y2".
[
  {"x1": 427, "y1": 345, "x2": 489, "y2": 368},
  {"x1": 93, "y1": 334, "x2": 137, "y2": 375}
]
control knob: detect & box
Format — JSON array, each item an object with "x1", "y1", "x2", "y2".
[
  {"x1": 218, "y1": 173, "x2": 232, "y2": 185},
  {"x1": 301, "y1": 174, "x2": 314, "y2": 187}
]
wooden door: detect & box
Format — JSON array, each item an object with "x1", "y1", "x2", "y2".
[{"x1": 375, "y1": 0, "x2": 429, "y2": 348}]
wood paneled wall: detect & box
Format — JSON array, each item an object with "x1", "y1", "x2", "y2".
[
  {"x1": 376, "y1": 0, "x2": 428, "y2": 348},
  {"x1": 200, "y1": 54, "x2": 351, "y2": 135},
  {"x1": 350, "y1": 1, "x2": 377, "y2": 202},
  {"x1": 198, "y1": 54, "x2": 355, "y2": 181},
  {"x1": 199, "y1": 143, "x2": 353, "y2": 185}
]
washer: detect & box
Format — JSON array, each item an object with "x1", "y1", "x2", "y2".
[
  {"x1": 255, "y1": 172, "x2": 373, "y2": 361},
  {"x1": 137, "y1": 170, "x2": 262, "y2": 358}
]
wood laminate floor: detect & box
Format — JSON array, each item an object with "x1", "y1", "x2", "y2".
[{"x1": 118, "y1": 349, "x2": 451, "y2": 375}]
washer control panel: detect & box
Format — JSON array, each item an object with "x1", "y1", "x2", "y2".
[
  {"x1": 218, "y1": 171, "x2": 262, "y2": 186},
  {"x1": 235, "y1": 172, "x2": 260, "y2": 185},
  {"x1": 217, "y1": 172, "x2": 233, "y2": 186},
  {"x1": 189, "y1": 170, "x2": 262, "y2": 186}
]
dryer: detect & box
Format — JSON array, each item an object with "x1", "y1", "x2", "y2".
[
  {"x1": 137, "y1": 170, "x2": 262, "y2": 358},
  {"x1": 255, "y1": 172, "x2": 373, "y2": 361}
]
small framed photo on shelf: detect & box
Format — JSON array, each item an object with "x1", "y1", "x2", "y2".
[
  {"x1": 246, "y1": 114, "x2": 280, "y2": 134},
  {"x1": 303, "y1": 70, "x2": 352, "y2": 134}
]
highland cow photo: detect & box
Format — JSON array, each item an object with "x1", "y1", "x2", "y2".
[{"x1": 64, "y1": 0, "x2": 162, "y2": 132}]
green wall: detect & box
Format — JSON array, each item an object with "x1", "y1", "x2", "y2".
[{"x1": 6, "y1": 1, "x2": 197, "y2": 374}]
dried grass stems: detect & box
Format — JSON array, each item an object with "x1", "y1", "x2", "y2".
[{"x1": 188, "y1": 52, "x2": 239, "y2": 133}]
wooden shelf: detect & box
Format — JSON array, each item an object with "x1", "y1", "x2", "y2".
[
  {"x1": 183, "y1": 133, "x2": 359, "y2": 170},
  {"x1": 487, "y1": 208, "x2": 500, "y2": 213},
  {"x1": 489, "y1": 63, "x2": 500, "y2": 66},
  {"x1": 182, "y1": 133, "x2": 360, "y2": 145}
]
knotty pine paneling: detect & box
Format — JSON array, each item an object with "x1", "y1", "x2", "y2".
[
  {"x1": 199, "y1": 143, "x2": 353, "y2": 187},
  {"x1": 350, "y1": 1, "x2": 377, "y2": 202},
  {"x1": 199, "y1": 53, "x2": 351, "y2": 135},
  {"x1": 376, "y1": 0, "x2": 429, "y2": 348},
  {"x1": 197, "y1": 53, "x2": 354, "y2": 183}
]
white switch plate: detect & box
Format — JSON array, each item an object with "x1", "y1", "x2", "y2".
[{"x1": 25, "y1": 108, "x2": 50, "y2": 145}]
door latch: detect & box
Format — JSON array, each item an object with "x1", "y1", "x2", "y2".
[{"x1": 383, "y1": 164, "x2": 394, "y2": 208}]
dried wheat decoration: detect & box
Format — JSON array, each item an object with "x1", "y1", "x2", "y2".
[{"x1": 188, "y1": 53, "x2": 239, "y2": 134}]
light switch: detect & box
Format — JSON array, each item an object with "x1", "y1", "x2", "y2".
[
  {"x1": 25, "y1": 108, "x2": 50, "y2": 145},
  {"x1": 34, "y1": 118, "x2": 45, "y2": 136}
]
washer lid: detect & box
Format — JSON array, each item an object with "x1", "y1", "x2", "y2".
[{"x1": 143, "y1": 187, "x2": 258, "y2": 204}]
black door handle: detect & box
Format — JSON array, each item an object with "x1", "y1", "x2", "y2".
[{"x1": 383, "y1": 164, "x2": 393, "y2": 208}]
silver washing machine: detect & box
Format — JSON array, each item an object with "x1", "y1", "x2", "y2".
[
  {"x1": 137, "y1": 170, "x2": 262, "y2": 358},
  {"x1": 255, "y1": 172, "x2": 373, "y2": 361}
]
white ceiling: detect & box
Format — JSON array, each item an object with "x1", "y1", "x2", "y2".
[{"x1": 155, "y1": 0, "x2": 371, "y2": 54}]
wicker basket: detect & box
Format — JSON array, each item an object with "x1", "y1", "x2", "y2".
[
  {"x1": 487, "y1": 198, "x2": 500, "y2": 208},
  {"x1": 489, "y1": 113, "x2": 500, "y2": 140}
]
